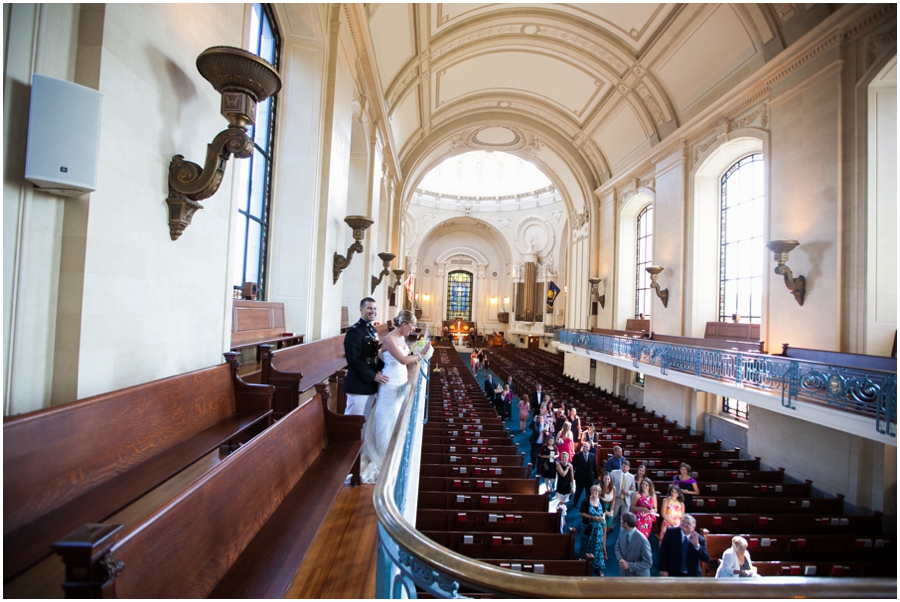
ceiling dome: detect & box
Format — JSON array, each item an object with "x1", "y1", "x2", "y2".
[{"x1": 418, "y1": 151, "x2": 552, "y2": 198}]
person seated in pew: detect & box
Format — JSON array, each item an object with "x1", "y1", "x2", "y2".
[
  {"x1": 715, "y1": 536, "x2": 759, "y2": 578},
  {"x1": 673, "y1": 463, "x2": 700, "y2": 512}
]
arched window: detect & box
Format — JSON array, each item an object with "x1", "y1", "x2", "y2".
[
  {"x1": 446, "y1": 271, "x2": 473, "y2": 321},
  {"x1": 719, "y1": 154, "x2": 764, "y2": 323},
  {"x1": 635, "y1": 205, "x2": 654, "y2": 318},
  {"x1": 232, "y1": 3, "x2": 280, "y2": 299}
]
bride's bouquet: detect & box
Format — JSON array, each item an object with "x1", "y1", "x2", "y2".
[{"x1": 410, "y1": 325, "x2": 434, "y2": 361}]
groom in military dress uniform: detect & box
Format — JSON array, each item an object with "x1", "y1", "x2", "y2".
[{"x1": 344, "y1": 297, "x2": 388, "y2": 427}]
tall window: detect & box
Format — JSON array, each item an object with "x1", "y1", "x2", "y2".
[
  {"x1": 232, "y1": 3, "x2": 280, "y2": 299},
  {"x1": 635, "y1": 205, "x2": 654, "y2": 318},
  {"x1": 446, "y1": 271, "x2": 473, "y2": 321},
  {"x1": 719, "y1": 154, "x2": 764, "y2": 323}
]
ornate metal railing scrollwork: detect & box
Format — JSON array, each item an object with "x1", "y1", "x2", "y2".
[{"x1": 558, "y1": 330, "x2": 896, "y2": 439}]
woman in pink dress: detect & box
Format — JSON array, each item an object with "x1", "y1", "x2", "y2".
[
  {"x1": 630, "y1": 478, "x2": 658, "y2": 539},
  {"x1": 557, "y1": 421, "x2": 575, "y2": 459},
  {"x1": 518, "y1": 394, "x2": 531, "y2": 433}
]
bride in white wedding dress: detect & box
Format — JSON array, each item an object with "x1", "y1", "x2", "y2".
[{"x1": 360, "y1": 310, "x2": 431, "y2": 484}]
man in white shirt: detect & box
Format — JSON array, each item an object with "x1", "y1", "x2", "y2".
[{"x1": 609, "y1": 460, "x2": 636, "y2": 524}]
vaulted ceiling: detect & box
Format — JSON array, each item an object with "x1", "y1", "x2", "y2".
[{"x1": 352, "y1": 3, "x2": 833, "y2": 210}]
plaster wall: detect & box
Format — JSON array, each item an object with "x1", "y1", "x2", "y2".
[
  {"x1": 766, "y1": 47, "x2": 842, "y2": 350},
  {"x1": 3, "y1": 4, "x2": 80, "y2": 413},
  {"x1": 563, "y1": 350, "x2": 590, "y2": 383},
  {"x1": 749, "y1": 406, "x2": 894, "y2": 512},
  {"x1": 642, "y1": 376, "x2": 690, "y2": 428},
  {"x1": 266, "y1": 26, "x2": 326, "y2": 339},
  {"x1": 650, "y1": 150, "x2": 685, "y2": 335}
]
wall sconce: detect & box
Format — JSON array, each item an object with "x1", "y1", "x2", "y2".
[
  {"x1": 588, "y1": 277, "x2": 605, "y2": 311},
  {"x1": 333, "y1": 215, "x2": 374, "y2": 284},
  {"x1": 391, "y1": 268, "x2": 406, "y2": 291},
  {"x1": 370, "y1": 252, "x2": 396, "y2": 294},
  {"x1": 765, "y1": 240, "x2": 806, "y2": 306},
  {"x1": 490, "y1": 295, "x2": 498, "y2": 304},
  {"x1": 423, "y1": 292, "x2": 430, "y2": 302},
  {"x1": 645, "y1": 266, "x2": 669, "y2": 308},
  {"x1": 167, "y1": 46, "x2": 282, "y2": 240}
]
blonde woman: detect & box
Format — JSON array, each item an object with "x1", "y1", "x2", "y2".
[
  {"x1": 360, "y1": 311, "x2": 430, "y2": 484},
  {"x1": 557, "y1": 421, "x2": 575, "y2": 459},
  {"x1": 716, "y1": 536, "x2": 758, "y2": 578}
]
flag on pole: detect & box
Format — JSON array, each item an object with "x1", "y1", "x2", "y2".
[
  {"x1": 546, "y1": 281, "x2": 561, "y2": 312},
  {"x1": 404, "y1": 274, "x2": 414, "y2": 304}
]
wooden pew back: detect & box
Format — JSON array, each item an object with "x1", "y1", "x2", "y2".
[
  {"x1": 103, "y1": 396, "x2": 328, "y2": 598},
  {"x1": 3, "y1": 362, "x2": 257, "y2": 536}
]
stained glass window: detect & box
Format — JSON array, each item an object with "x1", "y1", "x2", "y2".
[
  {"x1": 447, "y1": 271, "x2": 473, "y2": 321},
  {"x1": 719, "y1": 154, "x2": 764, "y2": 323},
  {"x1": 635, "y1": 205, "x2": 654, "y2": 318}
]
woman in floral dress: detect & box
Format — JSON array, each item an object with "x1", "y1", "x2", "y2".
[
  {"x1": 579, "y1": 484, "x2": 606, "y2": 575},
  {"x1": 630, "y1": 478, "x2": 658, "y2": 539}
]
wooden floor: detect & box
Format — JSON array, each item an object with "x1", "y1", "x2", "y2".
[{"x1": 287, "y1": 483, "x2": 379, "y2": 598}]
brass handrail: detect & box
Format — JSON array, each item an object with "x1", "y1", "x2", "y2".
[{"x1": 372, "y1": 362, "x2": 896, "y2": 598}]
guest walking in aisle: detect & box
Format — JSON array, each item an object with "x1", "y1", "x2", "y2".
[
  {"x1": 615, "y1": 512, "x2": 653, "y2": 577},
  {"x1": 579, "y1": 485, "x2": 607, "y2": 576}
]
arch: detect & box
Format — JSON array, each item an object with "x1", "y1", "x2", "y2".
[
  {"x1": 434, "y1": 246, "x2": 490, "y2": 271},
  {"x1": 615, "y1": 189, "x2": 654, "y2": 330},
  {"x1": 688, "y1": 132, "x2": 767, "y2": 337}
]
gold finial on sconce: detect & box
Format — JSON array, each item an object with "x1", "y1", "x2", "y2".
[
  {"x1": 167, "y1": 46, "x2": 282, "y2": 240},
  {"x1": 765, "y1": 240, "x2": 806, "y2": 306},
  {"x1": 333, "y1": 216, "x2": 375, "y2": 284},
  {"x1": 588, "y1": 277, "x2": 605, "y2": 310},
  {"x1": 370, "y1": 252, "x2": 396, "y2": 293},
  {"x1": 645, "y1": 266, "x2": 669, "y2": 308}
]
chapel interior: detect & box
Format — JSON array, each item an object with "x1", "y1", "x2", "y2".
[{"x1": 3, "y1": 2, "x2": 897, "y2": 598}]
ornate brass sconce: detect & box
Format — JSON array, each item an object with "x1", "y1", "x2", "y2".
[
  {"x1": 765, "y1": 239, "x2": 806, "y2": 306},
  {"x1": 333, "y1": 216, "x2": 374, "y2": 284},
  {"x1": 588, "y1": 277, "x2": 605, "y2": 310},
  {"x1": 167, "y1": 46, "x2": 282, "y2": 240},
  {"x1": 645, "y1": 266, "x2": 669, "y2": 308},
  {"x1": 370, "y1": 252, "x2": 396, "y2": 294}
]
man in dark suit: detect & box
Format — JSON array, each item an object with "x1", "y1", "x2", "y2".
[
  {"x1": 657, "y1": 514, "x2": 710, "y2": 577},
  {"x1": 483, "y1": 373, "x2": 495, "y2": 397},
  {"x1": 529, "y1": 414, "x2": 547, "y2": 473},
  {"x1": 531, "y1": 383, "x2": 545, "y2": 415},
  {"x1": 343, "y1": 297, "x2": 386, "y2": 423},
  {"x1": 571, "y1": 440, "x2": 598, "y2": 508}
]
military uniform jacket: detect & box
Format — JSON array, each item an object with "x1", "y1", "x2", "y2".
[{"x1": 343, "y1": 318, "x2": 384, "y2": 395}]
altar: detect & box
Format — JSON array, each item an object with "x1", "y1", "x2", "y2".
[{"x1": 442, "y1": 319, "x2": 475, "y2": 346}]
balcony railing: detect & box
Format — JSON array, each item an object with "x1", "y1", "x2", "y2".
[
  {"x1": 371, "y1": 356, "x2": 896, "y2": 598},
  {"x1": 556, "y1": 329, "x2": 896, "y2": 438}
]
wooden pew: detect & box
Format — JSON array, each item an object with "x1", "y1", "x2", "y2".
[
  {"x1": 417, "y1": 492, "x2": 550, "y2": 512},
  {"x1": 650, "y1": 332, "x2": 765, "y2": 353},
  {"x1": 697, "y1": 481, "x2": 812, "y2": 497},
  {"x1": 422, "y1": 530, "x2": 577, "y2": 560},
  {"x1": 751, "y1": 560, "x2": 897, "y2": 578},
  {"x1": 419, "y1": 477, "x2": 540, "y2": 494},
  {"x1": 53, "y1": 392, "x2": 363, "y2": 598},
  {"x1": 780, "y1": 344, "x2": 896, "y2": 372},
  {"x1": 693, "y1": 512, "x2": 883, "y2": 535},
  {"x1": 691, "y1": 495, "x2": 842, "y2": 514},
  {"x1": 704, "y1": 533, "x2": 895, "y2": 562},
  {"x1": 421, "y1": 453, "x2": 527, "y2": 467},
  {"x1": 420, "y1": 465, "x2": 533, "y2": 479},
  {"x1": 231, "y1": 299, "x2": 304, "y2": 381},
  {"x1": 3, "y1": 353, "x2": 273, "y2": 582},
  {"x1": 422, "y1": 444, "x2": 520, "y2": 456},
  {"x1": 480, "y1": 559, "x2": 592, "y2": 577},
  {"x1": 416, "y1": 509, "x2": 561, "y2": 533}
]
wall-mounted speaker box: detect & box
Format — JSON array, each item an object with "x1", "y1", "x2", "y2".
[{"x1": 25, "y1": 74, "x2": 103, "y2": 197}]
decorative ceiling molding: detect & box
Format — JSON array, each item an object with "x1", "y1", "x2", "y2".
[
  {"x1": 535, "y1": 26, "x2": 630, "y2": 75},
  {"x1": 435, "y1": 245, "x2": 490, "y2": 266}
]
